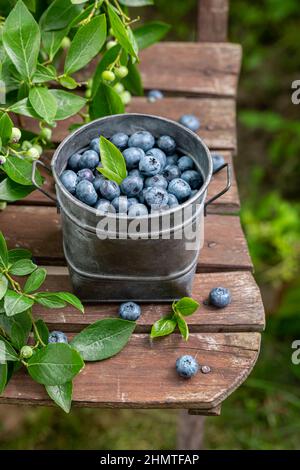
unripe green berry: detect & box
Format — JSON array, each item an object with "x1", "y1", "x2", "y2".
[
  {"x1": 26, "y1": 147, "x2": 40, "y2": 161},
  {"x1": 115, "y1": 66, "x2": 128, "y2": 79},
  {"x1": 120, "y1": 90, "x2": 131, "y2": 105},
  {"x1": 22, "y1": 140, "x2": 32, "y2": 151},
  {"x1": 0, "y1": 155, "x2": 6, "y2": 165},
  {"x1": 113, "y1": 82, "x2": 125, "y2": 94},
  {"x1": 87, "y1": 78, "x2": 93, "y2": 89},
  {"x1": 85, "y1": 88, "x2": 92, "y2": 98},
  {"x1": 21, "y1": 345, "x2": 33, "y2": 359},
  {"x1": 109, "y1": 27, "x2": 114, "y2": 36},
  {"x1": 10, "y1": 127, "x2": 22, "y2": 143},
  {"x1": 40, "y1": 128, "x2": 52, "y2": 141},
  {"x1": 61, "y1": 36, "x2": 71, "y2": 49},
  {"x1": 106, "y1": 40, "x2": 117, "y2": 50},
  {"x1": 102, "y1": 70, "x2": 115, "y2": 82},
  {"x1": 33, "y1": 144, "x2": 43, "y2": 156}
]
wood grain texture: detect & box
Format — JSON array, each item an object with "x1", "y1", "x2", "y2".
[
  {"x1": 0, "y1": 332, "x2": 260, "y2": 409},
  {"x1": 197, "y1": 0, "x2": 229, "y2": 42},
  {"x1": 188, "y1": 405, "x2": 221, "y2": 416},
  {"x1": 1, "y1": 209, "x2": 252, "y2": 270},
  {"x1": 30, "y1": 270, "x2": 265, "y2": 333}
]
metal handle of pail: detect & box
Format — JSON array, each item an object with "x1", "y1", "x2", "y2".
[
  {"x1": 31, "y1": 160, "x2": 59, "y2": 207},
  {"x1": 204, "y1": 163, "x2": 231, "y2": 216}
]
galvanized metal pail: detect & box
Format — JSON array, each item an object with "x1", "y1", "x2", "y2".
[{"x1": 33, "y1": 114, "x2": 230, "y2": 302}]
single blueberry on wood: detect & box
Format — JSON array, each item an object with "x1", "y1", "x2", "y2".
[
  {"x1": 48, "y1": 331, "x2": 68, "y2": 344},
  {"x1": 147, "y1": 89, "x2": 164, "y2": 102},
  {"x1": 212, "y1": 154, "x2": 225, "y2": 173},
  {"x1": 209, "y1": 287, "x2": 231, "y2": 308},
  {"x1": 119, "y1": 302, "x2": 141, "y2": 321},
  {"x1": 60, "y1": 170, "x2": 78, "y2": 194},
  {"x1": 76, "y1": 180, "x2": 98, "y2": 206},
  {"x1": 179, "y1": 114, "x2": 200, "y2": 132},
  {"x1": 176, "y1": 355, "x2": 199, "y2": 379}
]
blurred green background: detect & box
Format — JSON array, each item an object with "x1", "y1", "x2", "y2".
[{"x1": 1, "y1": 0, "x2": 300, "y2": 450}]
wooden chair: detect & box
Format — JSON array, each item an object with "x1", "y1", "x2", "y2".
[{"x1": 0, "y1": 0, "x2": 265, "y2": 449}]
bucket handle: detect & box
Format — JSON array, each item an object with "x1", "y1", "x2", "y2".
[
  {"x1": 204, "y1": 163, "x2": 231, "y2": 216},
  {"x1": 31, "y1": 160, "x2": 58, "y2": 205}
]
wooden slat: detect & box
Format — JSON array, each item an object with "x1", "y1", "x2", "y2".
[
  {"x1": 0, "y1": 332, "x2": 260, "y2": 409},
  {"x1": 29, "y1": 270, "x2": 265, "y2": 333},
  {"x1": 197, "y1": 0, "x2": 229, "y2": 42},
  {"x1": 189, "y1": 405, "x2": 221, "y2": 416},
  {"x1": 1, "y1": 208, "x2": 252, "y2": 271}
]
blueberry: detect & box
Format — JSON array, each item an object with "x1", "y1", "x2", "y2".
[
  {"x1": 139, "y1": 154, "x2": 161, "y2": 176},
  {"x1": 209, "y1": 287, "x2": 231, "y2": 308},
  {"x1": 157, "y1": 135, "x2": 176, "y2": 155},
  {"x1": 144, "y1": 186, "x2": 169, "y2": 208},
  {"x1": 119, "y1": 301, "x2": 141, "y2": 321},
  {"x1": 128, "y1": 197, "x2": 139, "y2": 209},
  {"x1": 163, "y1": 164, "x2": 181, "y2": 182},
  {"x1": 166, "y1": 155, "x2": 179, "y2": 166},
  {"x1": 77, "y1": 168, "x2": 95, "y2": 183},
  {"x1": 146, "y1": 148, "x2": 166, "y2": 169},
  {"x1": 121, "y1": 175, "x2": 144, "y2": 197},
  {"x1": 145, "y1": 174, "x2": 168, "y2": 190},
  {"x1": 176, "y1": 355, "x2": 199, "y2": 379},
  {"x1": 177, "y1": 156, "x2": 194, "y2": 172},
  {"x1": 79, "y1": 149, "x2": 99, "y2": 170},
  {"x1": 48, "y1": 331, "x2": 68, "y2": 344},
  {"x1": 168, "y1": 178, "x2": 191, "y2": 202},
  {"x1": 90, "y1": 137, "x2": 100, "y2": 154},
  {"x1": 99, "y1": 179, "x2": 120, "y2": 201},
  {"x1": 148, "y1": 89, "x2": 164, "y2": 102},
  {"x1": 128, "y1": 169, "x2": 144, "y2": 179},
  {"x1": 111, "y1": 132, "x2": 129, "y2": 151},
  {"x1": 93, "y1": 174, "x2": 105, "y2": 193},
  {"x1": 128, "y1": 131, "x2": 155, "y2": 152},
  {"x1": 179, "y1": 114, "x2": 200, "y2": 132},
  {"x1": 123, "y1": 147, "x2": 145, "y2": 169},
  {"x1": 138, "y1": 188, "x2": 149, "y2": 204},
  {"x1": 168, "y1": 193, "x2": 179, "y2": 208},
  {"x1": 68, "y1": 152, "x2": 82, "y2": 171},
  {"x1": 94, "y1": 198, "x2": 115, "y2": 213},
  {"x1": 76, "y1": 180, "x2": 98, "y2": 206},
  {"x1": 181, "y1": 170, "x2": 203, "y2": 190},
  {"x1": 191, "y1": 189, "x2": 198, "y2": 198},
  {"x1": 60, "y1": 170, "x2": 78, "y2": 194},
  {"x1": 128, "y1": 203, "x2": 148, "y2": 217},
  {"x1": 111, "y1": 196, "x2": 129, "y2": 213},
  {"x1": 212, "y1": 154, "x2": 225, "y2": 174}
]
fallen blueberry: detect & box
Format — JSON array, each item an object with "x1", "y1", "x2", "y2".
[
  {"x1": 123, "y1": 147, "x2": 145, "y2": 169},
  {"x1": 177, "y1": 156, "x2": 194, "y2": 172},
  {"x1": 148, "y1": 89, "x2": 164, "y2": 102},
  {"x1": 179, "y1": 114, "x2": 200, "y2": 132},
  {"x1": 68, "y1": 152, "x2": 82, "y2": 171},
  {"x1": 144, "y1": 186, "x2": 169, "y2": 208},
  {"x1": 181, "y1": 170, "x2": 203, "y2": 190},
  {"x1": 77, "y1": 168, "x2": 95, "y2": 183},
  {"x1": 111, "y1": 132, "x2": 129, "y2": 150},
  {"x1": 157, "y1": 135, "x2": 176, "y2": 155},
  {"x1": 76, "y1": 180, "x2": 98, "y2": 206},
  {"x1": 128, "y1": 131, "x2": 155, "y2": 152},
  {"x1": 145, "y1": 174, "x2": 168, "y2": 190},
  {"x1": 163, "y1": 164, "x2": 181, "y2": 182},
  {"x1": 60, "y1": 170, "x2": 78, "y2": 194},
  {"x1": 121, "y1": 175, "x2": 144, "y2": 197},
  {"x1": 209, "y1": 287, "x2": 231, "y2": 308},
  {"x1": 146, "y1": 148, "x2": 167, "y2": 169},
  {"x1": 128, "y1": 203, "x2": 148, "y2": 217},
  {"x1": 48, "y1": 331, "x2": 68, "y2": 344},
  {"x1": 119, "y1": 301, "x2": 141, "y2": 321},
  {"x1": 139, "y1": 154, "x2": 161, "y2": 176},
  {"x1": 79, "y1": 149, "x2": 99, "y2": 170},
  {"x1": 212, "y1": 154, "x2": 225, "y2": 173},
  {"x1": 99, "y1": 179, "x2": 120, "y2": 201},
  {"x1": 176, "y1": 355, "x2": 199, "y2": 379},
  {"x1": 168, "y1": 178, "x2": 191, "y2": 201}
]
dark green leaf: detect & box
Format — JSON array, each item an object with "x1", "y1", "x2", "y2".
[
  {"x1": 134, "y1": 21, "x2": 170, "y2": 50},
  {"x1": 42, "y1": 27, "x2": 68, "y2": 61},
  {"x1": 10, "y1": 310, "x2": 32, "y2": 350},
  {"x1": 70, "y1": 318, "x2": 135, "y2": 361},
  {"x1": 0, "y1": 363, "x2": 7, "y2": 394},
  {"x1": 92, "y1": 44, "x2": 121, "y2": 97},
  {"x1": 24, "y1": 0, "x2": 36, "y2": 12},
  {"x1": 55, "y1": 292, "x2": 84, "y2": 313},
  {"x1": 174, "y1": 297, "x2": 200, "y2": 317},
  {"x1": 0, "y1": 113, "x2": 13, "y2": 145},
  {"x1": 4, "y1": 290, "x2": 34, "y2": 316},
  {"x1": 0, "y1": 232, "x2": 8, "y2": 269},
  {"x1": 107, "y1": 3, "x2": 138, "y2": 60},
  {"x1": 34, "y1": 292, "x2": 67, "y2": 309},
  {"x1": 40, "y1": 0, "x2": 82, "y2": 32},
  {"x1": 176, "y1": 313, "x2": 189, "y2": 341},
  {"x1": 24, "y1": 268, "x2": 46, "y2": 293},
  {"x1": 27, "y1": 343, "x2": 84, "y2": 386},
  {"x1": 0, "y1": 275, "x2": 8, "y2": 301},
  {"x1": 150, "y1": 315, "x2": 177, "y2": 339},
  {"x1": 65, "y1": 15, "x2": 107, "y2": 74},
  {"x1": 2, "y1": 156, "x2": 43, "y2": 187},
  {"x1": 121, "y1": 60, "x2": 143, "y2": 96},
  {"x1": 45, "y1": 381, "x2": 72, "y2": 413},
  {"x1": 0, "y1": 178, "x2": 36, "y2": 202},
  {"x1": 3, "y1": 0, "x2": 40, "y2": 80},
  {"x1": 69, "y1": 4, "x2": 94, "y2": 28},
  {"x1": 0, "y1": 335, "x2": 19, "y2": 362},
  {"x1": 90, "y1": 82, "x2": 124, "y2": 120},
  {"x1": 98, "y1": 136, "x2": 127, "y2": 184},
  {"x1": 33, "y1": 64, "x2": 56, "y2": 83},
  {"x1": 9, "y1": 259, "x2": 37, "y2": 276},
  {"x1": 58, "y1": 75, "x2": 78, "y2": 90},
  {"x1": 8, "y1": 98, "x2": 40, "y2": 119},
  {"x1": 8, "y1": 248, "x2": 32, "y2": 264},
  {"x1": 29, "y1": 87, "x2": 58, "y2": 124},
  {"x1": 119, "y1": 0, "x2": 153, "y2": 5},
  {"x1": 33, "y1": 319, "x2": 49, "y2": 346},
  {"x1": 49, "y1": 90, "x2": 86, "y2": 120}
]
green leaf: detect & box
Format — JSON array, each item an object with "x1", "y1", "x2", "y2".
[
  {"x1": 176, "y1": 313, "x2": 189, "y2": 341},
  {"x1": 119, "y1": 0, "x2": 153, "y2": 5},
  {"x1": 8, "y1": 98, "x2": 40, "y2": 119},
  {"x1": 29, "y1": 87, "x2": 58, "y2": 124},
  {"x1": 0, "y1": 232, "x2": 8, "y2": 269},
  {"x1": 174, "y1": 297, "x2": 200, "y2": 317},
  {"x1": 70, "y1": 318, "x2": 135, "y2": 361},
  {"x1": 3, "y1": 0, "x2": 40, "y2": 80},
  {"x1": 8, "y1": 248, "x2": 32, "y2": 264},
  {"x1": 98, "y1": 167, "x2": 123, "y2": 185},
  {"x1": 65, "y1": 14, "x2": 107, "y2": 75},
  {"x1": 45, "y1": 381, "x2": 72, "y2": 413},
  {"x1": 27, "y1": 343, "x2": 84, "y2": 386},
  {"x1": 150, "y1": 315, "x2": 177, "y2": 339},
  {"x1": 34, "y1": 292, "x2": 67, "y2": 309},
  {"x1": 121, "y1": 60, "x2": 143, "y2": 96},
  {"x1": 49, "y1": 90, "x2": 86, "y2": 120},
  {"x1": 2, "y1": 156, "x2": 42, "y2": 187},
  {"x1": 0, "y1": 113, "x2": 13, "y2": 145},
  {"x1": 107, "y1": 3, "x2": 138, "y2": 60},
  {"x1": 0, "y1": 178, "x2": 36, "y2": 202},
  {"x1": 10, "y1": 310, "x2": 32, "y2": 350},
  {"x1": 55, "y1": 292, "x2": 84, "y2": 313},
  {"x1": 42, "y1": 27, "x2": 69, "y2": 61},
  {"x1": 71, "y1": 0, "x2": 89, "y2": 4},
  {"x1": 0, "y1": 335, "x2": 19, "y2": 362},
  {"x1": 4, "y1": 290, "x2": 34, "y2": 317},
  {"x1": 40, "y1": 0, "x2": 82, "y2": 32},
  {"x1": 0, "y1": 275, "x2": 8, "y2": 301},
  {"x1": 9, "y1": 259, "x2": 37, "y2": 276},
  {"x1": 58, "y1": 75, "x2": 78, "y2": 90},
  {"x1": 90, "y1": 82, "x2": 124, "y2": 120},
  {"x1": 0, "y1": 363, "x2": 8, "y2": 394},
  {"x1": 33, "y1": 319, "x2": 49, "y2": 346},
  {"x1": 33, "y1": 64, "x2": 56, "y2": 83},
  {"x1": 98, "y1": 136, "x2": 127, "y2": 185},
  {"x1": 69, "y1": 4, "x2": 94, "y2": 28},
  {"x1": 24, "y1": 268, "x2": 46, "y2": 293},
  {"x1": 91, "y1": 44, "x2": 121, "y2": 97},
  {"x1": 134, "y1": 21, "x2": 170, "y2": 50}
]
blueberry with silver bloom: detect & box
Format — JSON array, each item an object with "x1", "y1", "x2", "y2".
[
  {"x1": 179, "y1": 114, "x2": 200, "y2": 132},
  {"x1": 177, "y1": 156, "x2": 194, "y2": 172},
  {"x1": 128, "y1": 168, "x2": 144, "y2": 179},
  {"x1": 68, "y1": 152, "x2": 82, "y2": 171},
  {"x1": 110, "y1": 132, "x2": 129, "y2": 150},
  {"x1": 76, "y1": 180, "x2": 98, "y2": 206},
  {"x1": 128, "y1": 203, "x2": 148, "y2": 217},
  {"x1": 168, "y1": 178, "x2": 191, "y2": 201},
  {"x1": 127, "y1": 197, "x2": 139, "y2": 209},
  {"x1": 79, "y1": 149, "x2": 99, "y2": 170},
  {"x1": 119, "y1": 301, "x2": 141, "y2": 321},
  {"x1": 209, "y1": 287, "x2": 231, "y2": 308},
  {"x1": 157, "y1": 135, "x2": 176, "y2": 155},
  {"x1": 176, "y1": 355, "x2": 199, "y2": 379},
  {"x1": 166, "y1": 155, "x2": 179, "y2": 166},
  {"x1": 77, "y1": 168, "x2": 95, "y2": 183},
  {"x1": 144, "y1": 186, "x2": 169, "y2": 208},
  {"x1": 60, "y1": 170, "x2": 78, "y2": 194},
  {"x1": 145, "y1": 174, "x2": 168, "y2": 190},
  {"x1": 146, "y1": 148, "x2": 166, "y2": 169},
  {"x1": 123, "y1": 147, "x2": 145, "y2": 169},
  {"x1": 168, "y1": 193, "x2": 179, "y2": 208},
  {"x1": 139, "y1": 154, "x2": 161, "y2": 176},
  {"x1": 93, "y1": 174, "x2": 105, "y2": 193},
  {"x1": 138, "y1": 188, "x2": 150, "y2": 204},
  {"x1": 121, "y1": 175, "x2": 144, "y2": 197},
  {"x1": 90, "y1": 137, "x2": 100, "y2": 154},
  {"x1": 147, "y1": 89, "x2": 164, "y2": 102},
  {"x1": 94, "y1": 198, "x2": 115, "y2": 213},
  {"x1": 128, "y1": 131, "x2": 155, "y2": 152},
  {"x1": 99, "y1": 179, "x2": 120, "y2": 200},
  {"x1": 48, "y1": 331, "x2": 68, "y2": 344},
  {"x1": 212, "y1": 154, "x2": 225, "y2": 173},
  {"x1": 181, "y1": 170, "x2": 203, "y2": 190},
  {"x1": 163, "y1": 164, "x2": 181, "y2": 182},
  {"x1": 111, "y1": 196, "x2": 129, "y2": 213}
]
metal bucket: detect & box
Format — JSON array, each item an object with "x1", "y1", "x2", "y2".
[{"x1": 33, "y1": 114, "x2": 230, "y2": 302}]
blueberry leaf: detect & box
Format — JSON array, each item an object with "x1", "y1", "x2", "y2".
[
  {"x1": 49, "y1": 90, "x2": 86, "y2": 120},
  {"x1": 4, "y1": 290, "x2": 34, "y2": 316},
  {"x1": 8, "y1": 248, "x2": 32, "y2": 264},
  {"x1": 107, "y1": 3, "x2": 138, "y2": 60},
  {"x1": 45, "y1": 381, "x2": 72, "y2": 413},
  {"x1": 8, "y1": 97, "x2": 40, "y2": 119},
  {"x1": 0, "y1": 363, "x2": 8, "y2": 394},
  {"x1": 150, "y1": 315, "x2": 177, "y2": 339},
  {"x1": 34, "y1": 292, "x2": 67, "y2": 309},
  {"x1": 0, "y1": 232, "x2": 9, "y2": 269},
  {"x1": 119, "y1": 0, "x2": 153, "y2": 5},
  {"x1": 55, "y1": 292, "x2": 84, "y2": 313},
  {"x1": 29, "y1": 86, "x2": 58, "y2": 124},
  {"x1": 42, "y1": 27, "x2": 69, "y2": 62},
  {"x1": 2, "y1": 155, "x2": 43, "y2": 186},
  {"x1": 98, "y1": 136, "x2": 127, "y2": 184},
  {"x1": 92, "y1": 45, "x2": 121, "y2": 97},
  {"x1": 33, "y1": 319, "x2": 49, "y2": 346},
  {"x1": 9, "y1": 310, "x2": 32, "y2": 350},
  {"x1": 173, "y1": 297, "x2": 200, "y2": 317},
  {"x1": 0, "y1": 275, "x2": 8, "y2": 301},
  {"x1": 121, "y1": 59, "x2": 143, "y2": 96},
  {"x1": 0, "y1": 335, "x2": 19, "y2": 362},
  {"x1": 90, "y1": 82, "x2": 124, "y2": 119},
  {"x1": 9, "y1": 259, "x2": 37, "y2": 276},
  {"x1": 176, "y1": 313, "x2": 189, "y2": 341},
  {"x1": 40, "y1": 0, "x2": 82, "y2": 32},
  {"x1": 134, "y1": 21, "x2": 170, "y2": 50},
  {"x1": 0, "y1": 113, "x2": 13, "y2": 145},
  {"x1": 24, "y1": 267, "x2": 47, "y2": 293},
  {"x1": 0, "y1": 178, "x2": 36, "y2": 202}
]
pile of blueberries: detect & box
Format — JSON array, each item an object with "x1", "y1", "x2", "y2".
[{"x1": 60, "y1": 130, "x2": 204, "y2": 217}]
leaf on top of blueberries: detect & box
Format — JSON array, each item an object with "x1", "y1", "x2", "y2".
[{"x1": 98, "y1": 136, "x2": 127, "y2": 184}]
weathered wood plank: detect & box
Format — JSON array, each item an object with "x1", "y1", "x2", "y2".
[
  {"x1": 188, "y1": 405, "x2": 221, "y2": 416},
  {"x1": 0, "y1": 332, "x2": 260, "y2": 409},
  {"x1": 29, "y1": 270, "x2": 265, "y2": 333},
  {"x1": 197, "y1": 0, "x2": 229, "y2": 42},
  {"x1": 1, "y1": 209, "x2": 252, "y2": 270}
]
